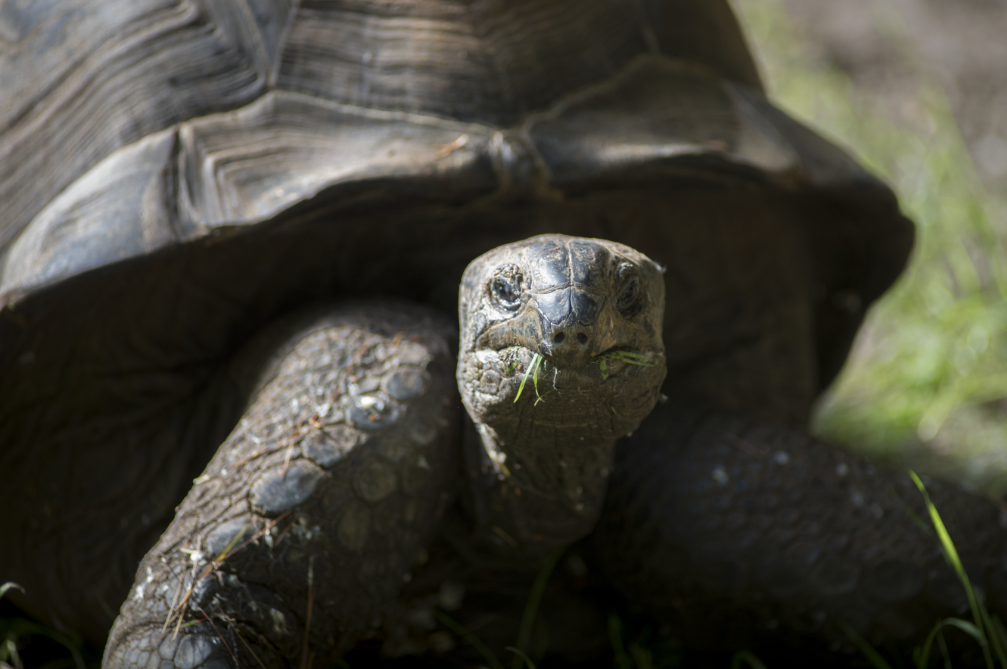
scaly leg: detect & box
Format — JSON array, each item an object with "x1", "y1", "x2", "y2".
[
  {"x1": 596, "y1": 402, "x2": 1007, "y2": 664},
  {"x1": 104, "y1": 303, "x2": 460, "y2": 669}
]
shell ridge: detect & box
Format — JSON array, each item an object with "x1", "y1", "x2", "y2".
[
  {"x1": 267, "y1": 0, "x2": 301, "y2": 89},
  {"x1": 0, "y1": 0, "x2": 275, "y2": 277},
  {"x1": 0, "y1": 127, "x2": 184, "y2": 303},
  {"x1": 225, "y1": 0, "x2": 275, "y2": 84},
  {"x1": 0, "y1": 0, "x2": 203, "y2": 254}
]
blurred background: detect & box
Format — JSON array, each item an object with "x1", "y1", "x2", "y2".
[{"x1": 731, "y1": 0, "x2": 1007, "y2": 495}]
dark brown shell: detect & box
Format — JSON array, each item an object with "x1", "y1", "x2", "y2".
[{"x1": 0, "y1": 0, "x2": 910, "y2": 427}]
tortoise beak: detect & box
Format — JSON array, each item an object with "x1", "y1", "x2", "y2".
[{"x1": 532, "y1": 287, "x2": 614, "y2": 368}]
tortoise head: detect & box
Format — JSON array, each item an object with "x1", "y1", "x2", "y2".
[{"x1": 457, "y1": 234, "x2": 666, "y2": 442}]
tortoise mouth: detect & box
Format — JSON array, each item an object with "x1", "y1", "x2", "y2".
[
  {"x1": 589, "y1": 347, "x2": 663, "y2": 379},
  {"x1": 502, "y1": 344, "x2": 662, "y2": 369},
  {"x1": 487, "y1": 344, "x2": 663, "y2": 405},
  {"x1": 458, "y1": 340, "x2": 666, "y2": 444}
]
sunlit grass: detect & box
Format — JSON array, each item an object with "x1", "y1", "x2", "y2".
[{"x1": 733, "y1": 0, "x2": 1007, "y2": 494}]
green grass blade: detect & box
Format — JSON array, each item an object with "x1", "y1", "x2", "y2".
[
  {"x1": 980, "y1": 607, "x2": 1007, "y2": 668},
  {"x1": 943, "y1": 617, "x2": 985, "y2": 643},
  {"x1": 729, "y1": 650, "x2": 768, "y2": 669},
  {"x1": 505, "y1": 646, "x2": 537, "y2": 669},
  {"x1": 916, "y1": 620, "x2": 944, "y2": 669},
  {"x1": 841, "y1": 621, "x2": 895, "y2": 669},
  {"x1": 512, "y1": 548, "x2": 563, "y2": 669},
  {"x1": 937, "y1": 628, "x2": 952, "y2": 669},
  {"x1": 913, "y1": 618, "x2": 992, "y2": 669},
  {"x1": 0, "y1": 582, "x2": 24, "y2": 600},
  {"x1": 592, "y1": 351, "x2": 660, "y2": 367},
  {"x1": 435, "y1": 611, "x2": 504, "y2": 669},
  {"x1": 910, "y1": 470, "x2": 994, "y2": 668},
  {"x1": 992, "y1": 616, "x2": 1007, "y2": 666},
  {"x1": 215, "y1": 527, "x2": 247, "y2": 562},
  {"x1": 532, "y1": 356, "x2": 543, "y2": 404},
  {"x1": 608, "y1": 614, "x2": 632, "y2": 669},
  {"x1": 514, "y1": 354, "x2": 543, "y2": 403}
]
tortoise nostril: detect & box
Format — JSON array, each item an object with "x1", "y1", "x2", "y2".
[
  {"x1": 576, "y1": 333, "x2": 588, "y2": 345},
  {"x1": 553, "y1": 332, "x2": 565, "y2": 344}
]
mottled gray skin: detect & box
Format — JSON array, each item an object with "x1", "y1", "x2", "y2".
[{"x1": 456, "y1": 236, "x2": 666, "y2": 554}]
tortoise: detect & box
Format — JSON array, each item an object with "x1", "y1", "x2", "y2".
[{"x1": 3, "y1": 0, "x2": 1007, "y2": 667}]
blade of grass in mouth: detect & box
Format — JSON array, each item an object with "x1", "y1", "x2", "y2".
[
  {"x1": 514, "y1": 353, "x2": 543, "y2": 403},
  {"x1": 513, "y1": 350, "x2": 659, "y2": 401},
  {"x1": 593, "y1": 350, "x2": 660, "y2": 381},
  {"x1": 592, "y1": 350, "x2": 660, "y2": 366}
]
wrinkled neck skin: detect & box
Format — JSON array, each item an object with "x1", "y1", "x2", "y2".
[
  {"x1": 459, "y1": 354, "x2": 639, "y2": 556},
  {"x1": 455, "y1": 235, "x2": 667, "y2": 559}
]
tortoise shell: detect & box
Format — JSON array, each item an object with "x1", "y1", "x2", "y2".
[{"x1": 0, "y1": 0, "x2": 912, "y2": 647}]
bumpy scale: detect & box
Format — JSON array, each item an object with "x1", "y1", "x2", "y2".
[{"x1": 104, "y1": 304, "x2": 460, "y2": 668}]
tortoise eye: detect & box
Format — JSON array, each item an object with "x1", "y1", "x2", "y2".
[
  {"x1": 616, "y1": 263, "x2": 641, "y2": 315},
  {"x1": 491, "y1": 273, "x2": 522, "y2": 311}
]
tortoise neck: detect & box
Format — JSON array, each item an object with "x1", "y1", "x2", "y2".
[{"x1": 460, "y1": 415, "x2": 616, "y2": 556}]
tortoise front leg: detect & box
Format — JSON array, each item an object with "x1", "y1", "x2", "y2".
[
  {"x1": 595, "y1": 402, "x2": 1007, "y2": 663},
  {"x1": 103, "y1": 303, "x2": 460, "y2": 669}
]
